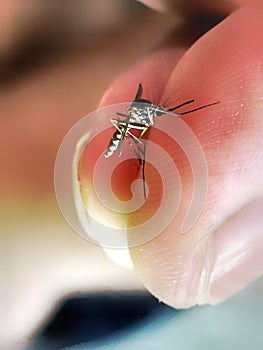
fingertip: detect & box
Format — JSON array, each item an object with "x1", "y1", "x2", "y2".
[
  {"x1": 130, "y1": 0, "x2": 263, "y2": 308},
  {"x1": 207, "y1": 197, "x2": 263, "y2": 304},
  {"x1": 82, "y1": 0, "x2": 263, "y2": 308}
]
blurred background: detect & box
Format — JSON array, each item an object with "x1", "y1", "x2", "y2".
[
  {"x1": 0, "y1": 1, "x2": 175, "y2": 348},
  {"x1": 2, "y1": 1, "x2": 262, "y2": 350}
]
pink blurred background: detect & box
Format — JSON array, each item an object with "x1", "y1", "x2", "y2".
[{"x1": 1, "y1": 1, "x2": 230, "y2": 348}]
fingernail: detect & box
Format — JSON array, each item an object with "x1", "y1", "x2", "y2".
[{"x1": 138, "y1": 0, "x2": 170, "y2": 14}]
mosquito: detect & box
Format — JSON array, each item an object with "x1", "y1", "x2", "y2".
[{"x1": 104, "y1": 83, "x2": 219, "y2": 200}]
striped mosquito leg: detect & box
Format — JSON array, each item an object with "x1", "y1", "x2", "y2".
[
  {"x1": 127, "y1": 134, "x2": 147, "y2": 200},
  {"x1": 141, "y1": 141, "x2": 146, "y2": 200}
]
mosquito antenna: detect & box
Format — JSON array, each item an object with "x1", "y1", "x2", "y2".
[
  {"x1": 179, "y1": 101, "x2": 220, "y2": 115},
  {"x1": 168, "y1": 99, "x2": 195, "y2": 112}
]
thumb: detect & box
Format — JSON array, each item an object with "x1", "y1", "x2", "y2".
[
  {"x1": 84, "y1": 1, "x2": 263, "y2": 308},
  {"x1": 129, "y1": 0, "x2": 263, "y2": 308}
]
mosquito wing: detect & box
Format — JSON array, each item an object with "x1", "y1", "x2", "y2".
[{"x1": 134, "y1": 83, "x2": 143, "y2": 101}]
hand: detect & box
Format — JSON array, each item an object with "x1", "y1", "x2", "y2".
[{"x1": 100, "y1": 0, "x2": 263, "y2": 308}]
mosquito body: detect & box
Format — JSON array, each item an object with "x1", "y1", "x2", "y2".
[{"x1": 105, "y1": 83, "x2": 219, "y2": 199}]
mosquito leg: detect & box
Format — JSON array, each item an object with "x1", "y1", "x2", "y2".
[
  {"x1": 112, "y1": 122, "x2": 148, "y2": 199},
  {"x1": 111, "y1": 119, "x2": 124, "y2": 133},
  {"x1": 131, "y1": 138, "x2": 147, "y2": 200},
  {"x1": 111, "y1": 119, "x2": 129, "y2": 156},
  {"x1": 128, "y1": 137, "x2": 143, "y2": 165},
  {"x1": 141, "y1": 140, "x2": 146, "y2": 200},
  {"x1": 130, "y1": 143, "x2": 142, "y2": 165},
  {"x1": 126, "y1": 130, "x2": 146, "y2": 160},
  {"x1": 127, "y1": 132, "x2": 147, "y2": 200},
  {"x1": 116, "y1": 112, "x2": 130, "y2": 118}
]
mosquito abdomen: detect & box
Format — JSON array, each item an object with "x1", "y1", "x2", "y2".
[{"x1": 104, "y1": 130, "x2": 122, "y2": 158}]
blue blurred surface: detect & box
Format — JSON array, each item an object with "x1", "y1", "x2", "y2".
[{"x1": 27, "y1": 278, "x2": 263, "y2": 350}]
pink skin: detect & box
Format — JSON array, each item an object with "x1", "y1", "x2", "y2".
[{"x1": 100, "y1": 1, "x2": 263, "y2": 308}]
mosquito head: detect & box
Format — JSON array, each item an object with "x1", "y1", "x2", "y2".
[{"x1": 154, "y1": 105, "x2": 166, "y2": 117}]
